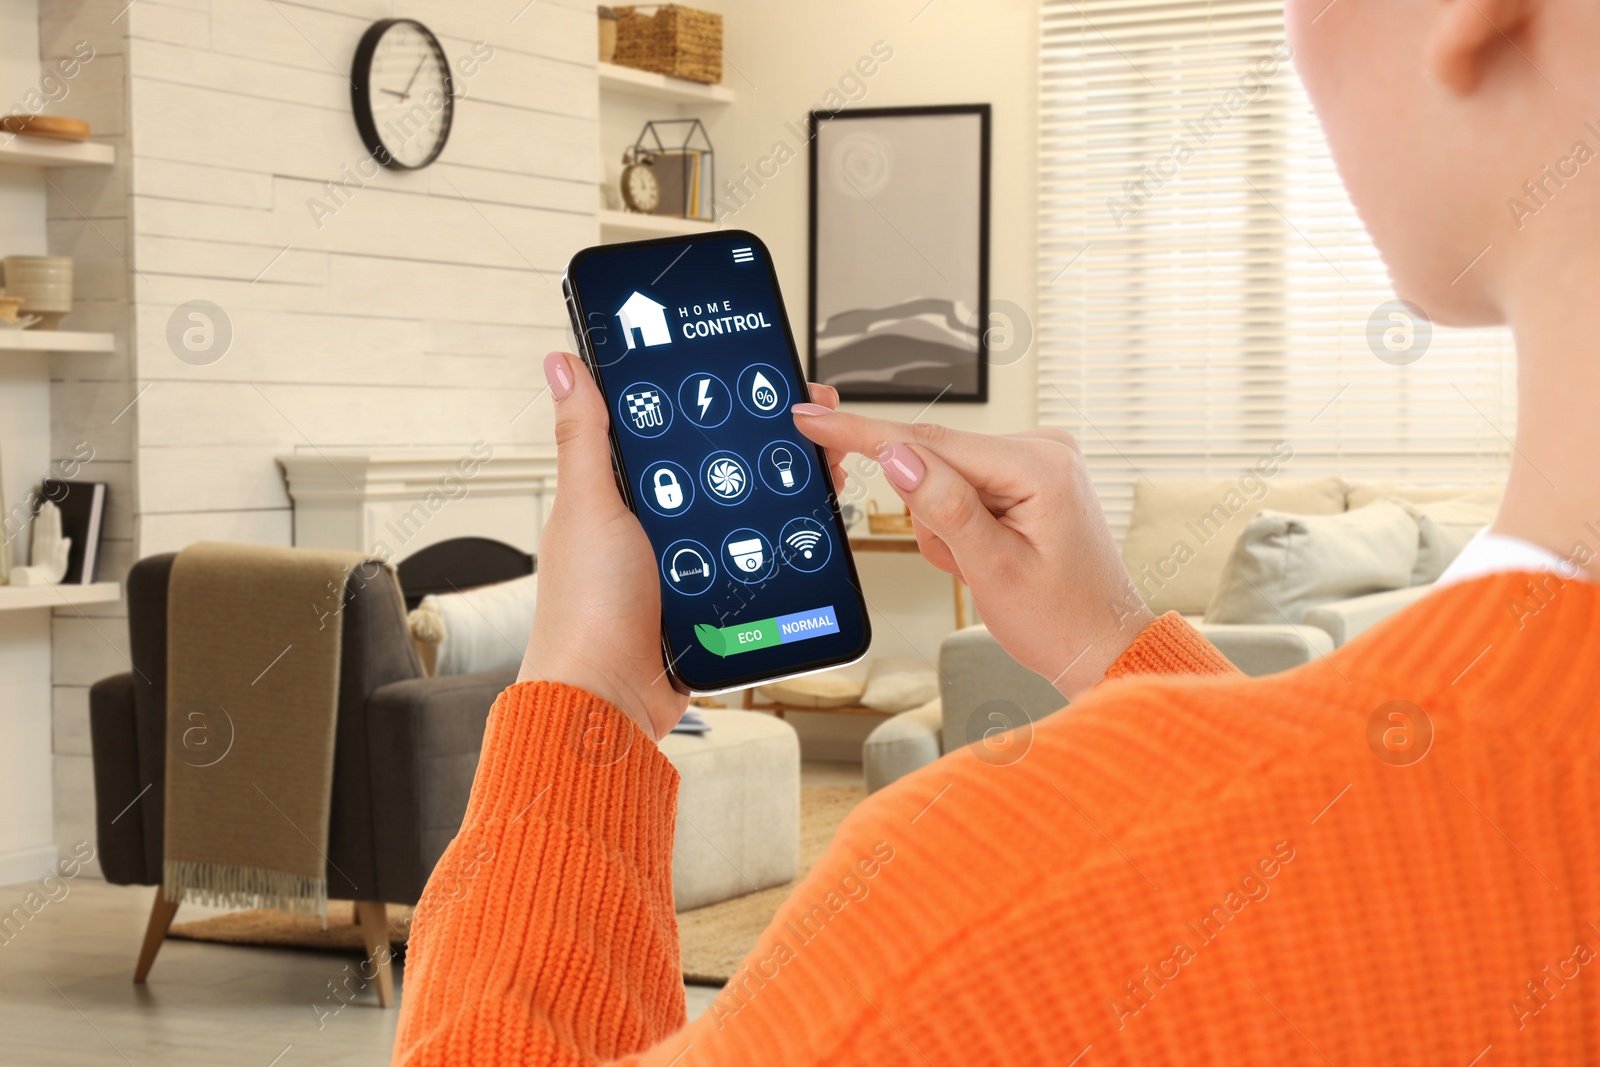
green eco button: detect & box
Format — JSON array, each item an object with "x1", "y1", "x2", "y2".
[{"x1": 694, "y1": 618, "x2": 780, "y2": 657}]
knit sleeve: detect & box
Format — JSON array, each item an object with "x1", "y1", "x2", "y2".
[
  {"x1": 1101, "y1": 610, "x2": 1238, "y2": 682},
  {"x1": 390, "y1": 681, "x2": 684, "y2": 1066}
]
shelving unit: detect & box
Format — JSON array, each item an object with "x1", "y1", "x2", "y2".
[
  {"x1": 0, "y1": 2, "x2": 124, "y2": 888},
  {"x1": 599, "y1": 208, "x2": 718, "y2": 242},
  {"x1": 0, "y1": 330, "x2": 114, "y2": 353},
  {"x1": 597, "y1": 62, "x2": 730, "y2": 244},
  {"x1": 0, "y1": 582, "x2": 120, "y2": 613},
  {"x1": 0, "y1": 137, "x2": 114, "y2": 168},
  {"x1": 0, "y1": 143, "x2": 116, "y2": 349},
  {"x1": 599, "y1": 62, "x2": 736, "y2": 107}
]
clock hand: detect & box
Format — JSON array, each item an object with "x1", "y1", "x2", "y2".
[
  {"x1": 380, "y1": 87, "x2": 409, "y2": 99},
  {"x1": 402, "y1": 53, "x2": 427, "y2": 98}
]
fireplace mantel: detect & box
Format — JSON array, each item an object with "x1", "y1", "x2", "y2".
[{"x1": 276, "y1": 447, "x2": 557, "y2": 561}]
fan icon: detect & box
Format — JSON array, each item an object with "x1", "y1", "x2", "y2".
[
  {"x1": 708, "y1": 459, "x2": 745, "y2": 497},
  {"x1": 701, "y1": 451, "x2": 752, "y2": 505}
]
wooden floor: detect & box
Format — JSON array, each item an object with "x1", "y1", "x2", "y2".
[
  {"x1": 1, "y1": 880, "x2": 402, "y2": 1065},
  {"x1": 0, "y1": 762, "x2": 861, "y2": 1063}
]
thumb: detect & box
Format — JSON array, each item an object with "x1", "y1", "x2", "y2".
[
  {"x1": 544, "y1": 351, "x2": 621, "y2": 509},
  {"x1": 877, "y1": 440, "x2": 1014, "y2": 576}
]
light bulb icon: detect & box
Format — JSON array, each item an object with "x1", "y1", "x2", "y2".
[{"x1": 771, "y1": 447, "x2": 795, "y2": 488}]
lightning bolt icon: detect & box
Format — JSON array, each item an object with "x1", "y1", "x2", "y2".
[{"x1": 697, "y1": 378, "x2": 712, "y2": 419}]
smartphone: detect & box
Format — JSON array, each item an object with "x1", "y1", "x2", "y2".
[{"x1": 562, "y1": 230, "x2": 871, "y2": 695}]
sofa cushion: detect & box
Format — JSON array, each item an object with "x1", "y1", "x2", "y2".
[
  {"x1": 1204, "y1": 500, "x2": 1419, "y2": 625},
  {"x1": 410, "y1": 574, "x2": 536, "y2": 677},
  {"x1": 1303, "y1": 585, "x2": 1435, "y2": 645},
  {"x1": 860, "y1": 658, "x2": 939, "y2": 713},
  {"x1": 1187, "y1": 621, "x2": 1335, "y2": 677},
  {"x1": 1344, "y1": 481, "x2": 1500, "y2": 511},
  {"x1": 1378, "y1": 489, "x2": 1501, "y2": 583},
  {"x1": 1122, "y1": 476, "x2": 1347, "y2": 615},
  {"x1": 754, "y1": 670, "x2": 865, "y2": 708}
]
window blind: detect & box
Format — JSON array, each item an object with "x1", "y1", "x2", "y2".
[{"x1": 1037, "y1": 0, "x2": 1517, "y2": 538}]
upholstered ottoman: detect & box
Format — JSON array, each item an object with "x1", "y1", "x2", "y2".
[{"x1": 659, "y1": 709, "x2": 800, "y2": 911}]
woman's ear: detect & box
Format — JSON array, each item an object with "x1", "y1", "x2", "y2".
[{"x1": 1426, "y1": 0, "x2": 1533, "y2": 94}]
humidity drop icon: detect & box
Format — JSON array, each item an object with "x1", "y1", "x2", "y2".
[{"x1": 750, "y1": 371, "x2": 779, "y2": 412}]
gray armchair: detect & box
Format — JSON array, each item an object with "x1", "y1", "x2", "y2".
[
  {"x1": 89, "y1": 549, "x2": 517, "y2": 1005},
  {"x1": 863, "y1": 626, "x2": 1065, "y2": 793}
]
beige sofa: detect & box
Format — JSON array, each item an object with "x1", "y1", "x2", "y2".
[{"x1": 862, "y1": 478, "x2": 1498, "y2": 792}]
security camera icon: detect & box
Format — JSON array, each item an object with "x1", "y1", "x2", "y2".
[
  {"x1": 727, "y1": 537, "x2": 766, "y2": 574},
  {"x1": 721, "y1": 529, "x2": 773, "y2": 585}
]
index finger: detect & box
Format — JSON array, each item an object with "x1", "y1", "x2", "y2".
[{"x1": 791, "y1": 407, "x2": 1034, "y2": 499}]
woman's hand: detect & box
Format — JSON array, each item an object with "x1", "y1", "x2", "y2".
[
  {"x1": 792, "y1": 409, "x2": 1154, "y2": 700},
  {"x1": 521, "y1": 353, "x2": 846, "y2": 740}
]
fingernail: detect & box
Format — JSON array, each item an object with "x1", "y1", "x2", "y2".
[
  {"x1": 877, "y1": 442, "x2": 925, "y2": 492},
  {"x1": 791, "y1": 403, "x2": 833, "y2": 417},
  {"x1": 544, "y1": 351, "x2": 574, "y2": 400}
]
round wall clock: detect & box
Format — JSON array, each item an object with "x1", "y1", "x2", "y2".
[{"x1": 351, "y1": 18, "x2": 454, "y2": 169}]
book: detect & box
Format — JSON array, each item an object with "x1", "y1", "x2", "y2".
[
  {"x1": 670, "y1": 708, "x2": 712, "y2": 735},
  {"x1": 652, "y1": 151, "x2": 706, "y2": 220},
  {"x1": 38, "y1": 479, "x2": 106, "y2": 584}
]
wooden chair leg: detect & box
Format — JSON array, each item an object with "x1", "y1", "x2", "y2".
[
  {"x1": 354, "y1": 900, "x2": 395, "y2": 1008},
  {"x1": 133, "y1": 886, "x2": 180, "y2": 983}
]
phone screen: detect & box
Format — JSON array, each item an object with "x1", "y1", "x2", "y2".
[{"x1": 564, "y1": 231, "x2": 871, "y2": 693}]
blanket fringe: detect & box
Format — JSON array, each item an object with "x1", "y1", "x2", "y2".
[{"x1": 164, "y1": 859, "x2": 329, "y2": 925}]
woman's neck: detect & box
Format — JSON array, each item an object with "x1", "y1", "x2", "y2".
[{"x1": 1495, "y1": 265, "x2": 1600, "y2": 580}]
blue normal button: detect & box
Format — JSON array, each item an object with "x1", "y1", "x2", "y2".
[{"x1": 774, "y1": 606, "x2": 840, "y2": 644}]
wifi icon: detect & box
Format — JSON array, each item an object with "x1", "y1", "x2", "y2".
[
  {"x1": 780, "y1": 520, "x2": 830, "y2": 572},
  {"x1": 785, "y1": 529, "x2": 823, "y2": 558}
]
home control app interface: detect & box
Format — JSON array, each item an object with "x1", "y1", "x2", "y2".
[{"x1": 566, "y1": 233, "x2": 869, "y2": 691}]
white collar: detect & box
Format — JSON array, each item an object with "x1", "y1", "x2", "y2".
[{"x1": 1435, "y1": 528, "x2": 1582, "y2": 589}]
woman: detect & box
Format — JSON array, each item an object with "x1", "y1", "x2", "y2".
[{"x1": 393, "y1": 0, "x2": 1599, "y2": 1062}]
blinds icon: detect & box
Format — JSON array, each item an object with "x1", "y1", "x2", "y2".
[{"x1": 624, "y1": 388, "x2": 665, "y2": 430}]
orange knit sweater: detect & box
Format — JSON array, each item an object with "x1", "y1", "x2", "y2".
[{"x1": 392, "y1": 572, "x2": 1599, "y2": 1065}]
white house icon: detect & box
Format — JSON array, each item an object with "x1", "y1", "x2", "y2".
[{"x1": 616, "y1": 291, "x2": 672, "y2": 349}]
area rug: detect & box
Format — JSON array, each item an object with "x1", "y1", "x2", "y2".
[
  {"x1": 678, "y1": 785, "x2": 865, "y2": 985},
  {"x1": 166, "y1": 785, "x2": 867, "y2": 985}
]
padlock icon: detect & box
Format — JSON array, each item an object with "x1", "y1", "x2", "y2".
[{"x1": 653, "y1": 467, "x2": 684, "y2": 510}]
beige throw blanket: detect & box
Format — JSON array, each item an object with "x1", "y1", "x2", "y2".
[{"x1": 164, "y1": 541, "x2": 366, "y2": 920}]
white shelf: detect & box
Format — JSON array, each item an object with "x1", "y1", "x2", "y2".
[
  {"x1": 599, "y1": 63, "x2": 735, "y2": 107},
  {"x1": 600, "y1": 209, "x2": 718, "y2": 242},
  {"x1": 0, "y1": 137, "x2": 114, "y2": 168},
  {"x1": 0, "y1": 581, "x2": 120, "y2": 613},
  {"x1": 0, "y1": 330, "x2": 114, "y2": 353}
]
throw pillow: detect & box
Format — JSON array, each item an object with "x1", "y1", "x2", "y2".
[
  {"x1": 409, "y1": 573, "x2": 536, "y2": 677},
  {"x1": 754, "y1": 670, "x2": 866, "y2": 709},
  {"x1": 1381, "y1": 488, "x2": 1501, "y2": 584},
  {"x1": 860, "y1": 658, "x2": 940, "y2": 713},
  {"x1": 1204, "y1": 500, "x2": 1419, "y2": 625},
  {"x1": 1121, "y1": 475, "x2": 1348, "y2": 616}
]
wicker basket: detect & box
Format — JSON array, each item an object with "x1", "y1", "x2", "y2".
[
  {"x1": 612, "y1": 5, "x2": 722, "y2": 85},
  {"x1": 866, "y1": 500, "x2": 915, "y2": 536}
]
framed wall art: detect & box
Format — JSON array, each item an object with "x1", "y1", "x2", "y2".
[{"x1": 808, "y1": 104, "x2": 991, "y2": 403}]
